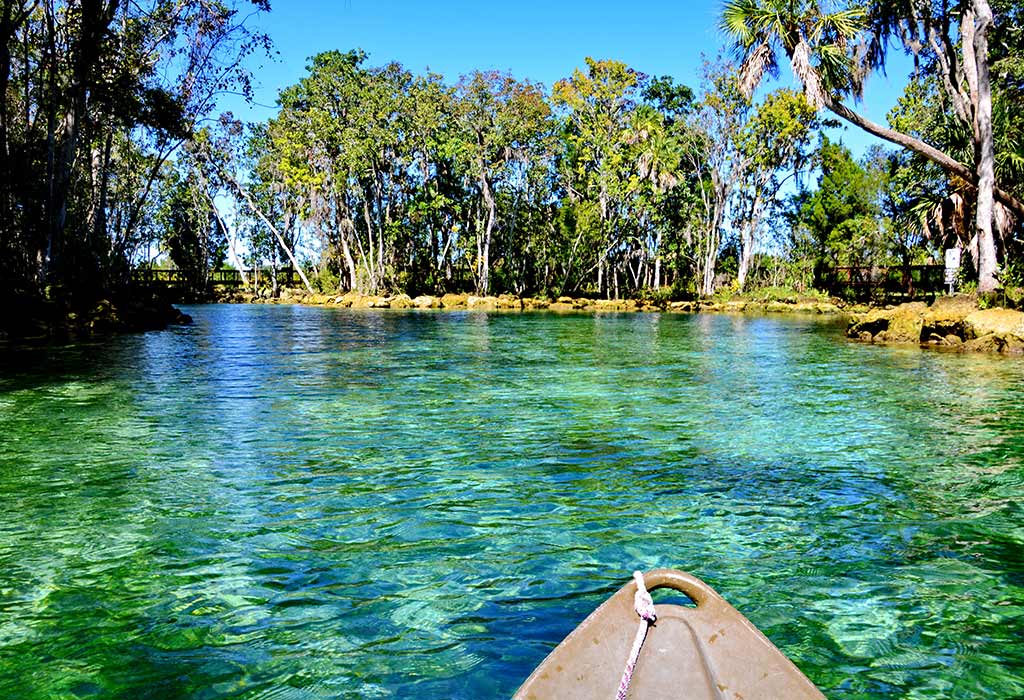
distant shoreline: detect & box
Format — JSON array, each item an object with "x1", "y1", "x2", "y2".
[
  {"x1": 223, "y1": 289, "x2": 850, "y2": 317},
  {"x1": 221, "y1": 289, "x2": 1024, "y2": 355},
  {"x1": 8, "y1": 291, "x2": 1021, "y2": 356}
]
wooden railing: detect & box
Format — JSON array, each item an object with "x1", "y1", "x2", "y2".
[
  {"x1": 131, "y1": 268, "x2": 303, "y2": 287},
  {"x1": 825, "y1": 264, "x2": 945, "y2": 301}
]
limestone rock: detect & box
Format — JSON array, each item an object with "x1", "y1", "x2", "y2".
[
  {"x1": 440, "y1": 293, "x2": 468, "y2": 309},
  {"x1": 845, "y1": 296, "x2": 1024, "y2": 354},
  {"x1": 922, "y1": 295, "x2": 976, "y2": 336},
  {"x1": 962, "y1": 331, "x2": 1024, "y2": 354},
  {"x1": 88, "y1": 300, "x2": 121, "y2": 332},
  {"x1": 413, "y1": 295, "x2": 441, "y2": 308},
  {"x1": 351, "y1": 295, "x2": 388, "y2": 309},
  {"x1": 847, "y1": 307, "x2": 893, "y2": 339},
  {"x1": 522, "y1": 297, "x2": 550, "y2": 310},
  {"x1": 963, "y1": 333, "x2": 1000, "y2": 353},
  {"x1": 1000, "y1": 334, "x2": 1024, "y2": 354},
  {"x1": 964, "y1": 308, "x2": 1024, "y2": 339},
  {"x1": 337, "y1": 291, "x2": 364, "y2": 308},
  {"x1": 496, "y1": 294, "x2": 523, "y2": 310},
  {"x1": 594, "y1": 298, "x2": 638, "y2": 312},
  {"x1": 877, "y1": 302, "x2": 927, "y2": 343},
  {"x1": 388, "y1": 294, "x2": 414, "y2": 309},
  {"x1": 467, "y1": 295, "x2": 498, "y2": 310}
]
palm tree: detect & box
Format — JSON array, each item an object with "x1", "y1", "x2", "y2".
[{"x1": 721, "y1": 0, "x2": 1016, "y2": 291}]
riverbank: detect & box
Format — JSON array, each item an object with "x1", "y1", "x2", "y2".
[
  {"x1": 847, "y1": 296, "x2": 1024, "y2": 354},
  {"x1": 220, "y1": 287, "x2": 1024, "y2": 355},
  {"x1": 220, "y1": 288, "x2": 848, "y2": 315},
  {"x1": 0, "y1": 295, "x2": 192, "y2": 343}
]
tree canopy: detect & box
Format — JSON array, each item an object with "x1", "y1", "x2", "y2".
[{"x1": 3, "y1": 0, "x2": 1021, "y2": 331}]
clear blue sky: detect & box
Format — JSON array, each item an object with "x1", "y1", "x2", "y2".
[{"x1": 228, "y1": 0, "x2": 915, "y2": 157}]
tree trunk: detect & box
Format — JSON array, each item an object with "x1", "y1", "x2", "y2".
[
  {"x1": 86, "y1": 132, "x2": 112, "y2": 286},
  {"x1": 361, "y1": 195, "x2": 377, "y2": 292},
  {"x1": 206, "y1": 192, "x2": 249, "y2": 290},
  {"x1": 478, "y1": 174, "x2": 496, "y2": 295},
  {"x1": 653, "y1": 228, "x2": 662, "y2": 290},
  {"x1": 737, "y1": 193, "x2": 763, "y2": 292},
  {"x1": 823, "y1": 96, "x2": 1024, "y2": 219},
  {"x1": 701, "y1": 177, "x2": 727, "y2": 296},
  {"x1": 737, "y1": 225, "x2": 753, "y2": 291},
  {"x1": 222, "y1": 169, "x2": 315, "y2": 295},
  {"x1": 0, "y1": 4, "x2": 13, "y2": 231},
  {"x1": 46, "y1": 0, "x2": 120, "y2": 290},
  {"x1": 41, "y1": 0, "x2": 58, "y2": 285},
  {"x1": 335, "y1": 206, "x2": 358, "y2": 292},
  {"x1": 270, "y1": 252, "x2": 279, "y2": 297},
  {"x1": 196, "y1": 167, "x2": 249, "y2": 290},
  {"x1": 970, "y1": 0, "x2": 998, "y2": 291}
]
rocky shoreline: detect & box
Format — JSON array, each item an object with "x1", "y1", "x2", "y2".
[
  {"x1": 1, "y1": 296, "x2": 192, "y2": 342},
  {"x1": 847, "y1": 296, "x2": 1024, "y2": 354},
  {"x1": 219, "y1": 288, "x2": 1024, "y2": 355},
  {"x1": 224, "y1": 289, "x2": 847, "y2": 315}
]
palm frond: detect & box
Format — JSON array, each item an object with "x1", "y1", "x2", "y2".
[
  {"x1": 995, "y1": 202, "x2": 1017, "y2": 240},
  {"x1": 738, "y1": 42, "x2": 774, "y2": 97},
  {"x1": 820, "y1": 7, "x2": 868, "y2": 43},
  {"x1": 791, "y1": 40, "x2": 826, "y2": 109},
  {"x1": 815, "y1": 43, "x2": 854, "y2": 95},
  {"x1": 720, "y1": 0, "x2": 760, "y2": 45}
]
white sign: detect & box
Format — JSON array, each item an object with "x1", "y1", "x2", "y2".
[{"x1": 944, "y1": 248, "x2": 961, "y2": 288}]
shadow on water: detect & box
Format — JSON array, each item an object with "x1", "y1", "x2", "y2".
[{"x1": 1, "y1": 305, "x2": 1023, "y2": 699}]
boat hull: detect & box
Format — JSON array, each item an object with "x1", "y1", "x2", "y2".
[{"x1": 514, "y1": 569, "x2": 825, "y2": 700}]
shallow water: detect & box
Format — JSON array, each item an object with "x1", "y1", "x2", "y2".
[{"x1": 1, "y1": 305, "x2": 1022, "y2": 699}]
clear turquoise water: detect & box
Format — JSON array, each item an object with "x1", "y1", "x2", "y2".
[{"x1": 1, "y1": 305, "x2": 1023, "y2": 699}]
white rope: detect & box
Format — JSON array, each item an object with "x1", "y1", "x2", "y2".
[{"x1": 614, "y1": 571, "x2": 657, "y2": 700}]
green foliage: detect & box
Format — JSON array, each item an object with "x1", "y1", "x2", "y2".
[
  {"x1": 0, "y1": 0, "x2": 272, "y2": 312},
  {"x1": 232, "y1": 51, "x2": 720, "y2": 300},
  {"x1": 793, "y1": 139, "x2": 884, "y2": 275},
  {"x1": 721, "y1": 0, "x2": 1023, "y2": 293},
  {"x1": 157, "y1": 171, "x2": 227, "y2": 300}
]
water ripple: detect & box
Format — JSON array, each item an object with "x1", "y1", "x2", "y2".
[{"x1": 1, "y1": 307, "x2": 1023, "y2": 699}]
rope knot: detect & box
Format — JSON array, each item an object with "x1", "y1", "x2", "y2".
[{"x1": 632, "y1": 570, "x2": 657, "y2": 623}]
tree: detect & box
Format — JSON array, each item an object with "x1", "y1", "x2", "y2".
[
  {"x1": 553, "y1": 58, "x2": 642, "y2": 297},
  {"x1": 0, "y1": 0, "x2": 271, "y2": 318},
  {"x1": 732, "y1": 88, "x2": 817, "y2": 290},
  {"x1": 677, "y1": 59, "x2": 750, "y2": 296},
  {"x1": 454, "y1": 70, "x2": 551, "y2": 295},
  {"x1": 721, "y1": 0, "x2": 1022, "y2": 290},
  {"x1": 156, "y1": 168, "x2": 226, "y2": 300},
  {"x1": 794, "y1": 138, "x2": 887, "y2": 286}
]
